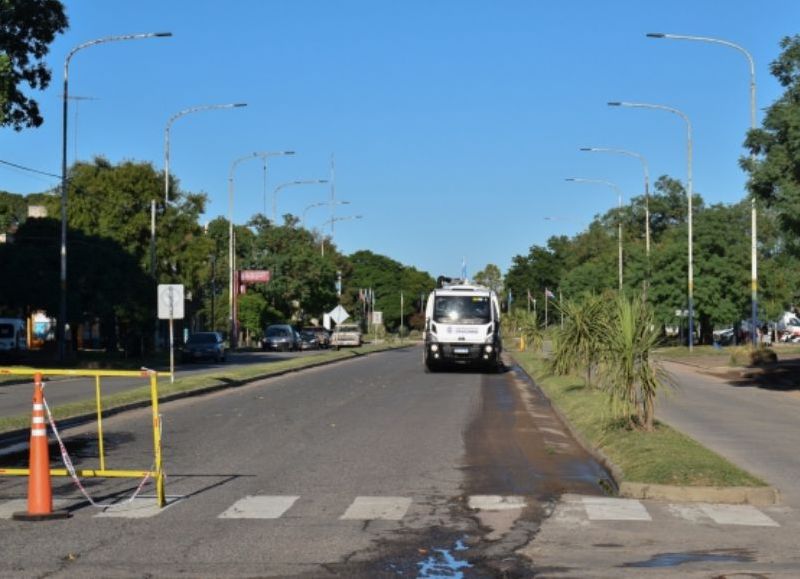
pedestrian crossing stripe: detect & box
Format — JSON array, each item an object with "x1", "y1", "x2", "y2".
[
  {"x1": 219, "y1": 495, "x2": 299, "y2": 519},
  {"x1": 0, "y1": 494, "x2": 785, "y2": 526}
]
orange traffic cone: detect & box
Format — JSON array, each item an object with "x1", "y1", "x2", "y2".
[{"x1": 13, "y1": 372, "x2": 70, "y2": 521}]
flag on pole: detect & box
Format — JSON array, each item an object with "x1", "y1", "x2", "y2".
[
  {"x1": 461, "y1": 257, "x2": 467, "y2": 280},
  {"x1": 545, "y1": 288, "x2": 555, "y2": 299}
]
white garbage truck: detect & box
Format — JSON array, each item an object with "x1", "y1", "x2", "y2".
[{"x1": 423, "y1": 277, "x2": 502, "y2": 372}]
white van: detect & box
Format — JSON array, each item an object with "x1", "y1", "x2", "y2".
[
  {"x1": 423, "y1": 277, "x2": 502, "y2": 372},
  {"x1": 0, "y1": 318, "x2": 28, "y2": 354}
]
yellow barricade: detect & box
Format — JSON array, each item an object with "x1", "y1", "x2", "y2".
[{"x1": 0, "y1": 368, "x2": 167, "y2": 507}]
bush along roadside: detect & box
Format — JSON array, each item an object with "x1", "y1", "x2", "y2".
[{"x1": 511, "y1": 350, "x2": 779, "y2": 505}]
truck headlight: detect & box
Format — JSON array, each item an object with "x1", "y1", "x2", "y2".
[
  {"x1": 430, "y1": 343, "x2": 439, "y2": 353},
  {"x1": 484, "y1": 345, "x2": 493, "y2": 354}
]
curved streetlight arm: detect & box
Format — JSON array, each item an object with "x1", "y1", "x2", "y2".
[
  {"x1": 302, "y1": 200, "x2": 349, "y2": 227},
  {"x1": 164, "y1": 102, "x2": 247, "y2": 202},
  {"x1": 580, "y1": 146, "x2": 650, "y2": 255},
  {"x1": 271, "y1": 179, "x2": 328, "y2": 222},
  {"x1": 646, "y1": 33, "x2": 755, "y2": 90}
]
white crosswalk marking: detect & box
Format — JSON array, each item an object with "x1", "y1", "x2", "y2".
[
  {"x1": 582, "y1": 497, "x2": 652, "y2": 521},
  {"x1": 468, "y1": 495, "x2": 526, "y2": 511},
  {"x1": 699, "y1": 503, "x2": 780, "y2": 527},
  {"x1": 219, "y1": 495, "x2": 299, "y2": 519},
  {"x1": 94, "y1": 495, "x2": 183, "y2": 518},
  {"x1": 340, "y1": 496, "x2": 412, "y2": 520}
]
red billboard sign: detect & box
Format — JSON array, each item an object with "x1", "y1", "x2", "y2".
[{"x1": 239, "y1": 270, "x2": 271, "y2": 284}]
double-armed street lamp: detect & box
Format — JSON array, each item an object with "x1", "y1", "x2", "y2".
[
  {"x1": 647, "y1": 32, "x2": 759, "y2": 344},
  {"x1": 228, "y1": 151, "x2": 295, "y2": 347},
  {"x1": 271, "y1": 179, "x2": 328, "y2": 223},
  {"x1": 565, "y1": 178, "x2": 624, "y2": 290},
  {"x1": 608, "y1": 100, "x2": 695, "y2": 350},
  {"x1": 319, "y1": 215, "x2": 363, "y2": 257},
  {"x1": 59, "y1": 31, "x2": 172, "y2": 360}
]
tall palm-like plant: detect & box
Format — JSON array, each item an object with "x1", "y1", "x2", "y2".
[
  {"x1": 550, "y1": 294, "x2": 607, "y2": 387},
  {"x1": 503, "y1": 309, "x2": 543, "y2": 352},
  {"x1": 599, "y1": 293, "x2": 669, "y2": 431}
]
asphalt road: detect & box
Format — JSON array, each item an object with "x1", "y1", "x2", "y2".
[
  {"x1": 658, "y1": 360, "x2": 800, "y2": 507},
  {"x1": 3, "y1": 349, "x2": 798, "y2": 577},
  {"x1": 0, "y1": 347, "x2": 609, "y2": 577},
  {"x1": 0, "y1": 348, "x2": 327, "y2": 421}
]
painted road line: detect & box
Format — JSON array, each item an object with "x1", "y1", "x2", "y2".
[
  {"x1": 0, "y1": 499, "x2": 73, "y2": 519},
  {"x1": 219, "y1": 495, "x2": 300, "y2": 519},
  {"x1": 340, "y1": 496, "x2": 412, "y2": 521},
  {"x1": 699, "y1": 504, "x2": 780, "y2": 527},
  {"x1": 468, "y1": 495, "x2": 527, "y2": 511},
  {"x1": 582, "y1": 497, "x2": 652, "y2": 521},
  {"x1": 94, "y1": 495, "x2": 183, "y2": 518}
]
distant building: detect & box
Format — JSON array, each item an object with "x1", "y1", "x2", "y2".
[{"x1": 28, "y1": 205, "x2": 47, "y2": 218}]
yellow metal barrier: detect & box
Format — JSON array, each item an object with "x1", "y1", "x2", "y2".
[{"x1": 0, "y1": 368, "x2": 167, "y2": 507}]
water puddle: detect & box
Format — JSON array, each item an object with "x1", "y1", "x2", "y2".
[
  {"x1": 622, "y1": 549, "x2": 755, "y2": 568},
  {"x1": 415, "y1": 537, "x2": 473, "y2": 578}
]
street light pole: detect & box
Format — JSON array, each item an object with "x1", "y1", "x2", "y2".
[
  {"x1": 164, "y1": 103, "x2": 247, "y2": 203},
  {"x1": 302, "y1": 200, "x2": 349, "y2": 228},
  {"x1": 609, "y1": 100, "x2": 694, "y2": 350},
  {"x1": 228, "y1": 151, "x2": 294, "y2": 347},
  {"x1": 565, "y1": 178, "x2": 624, "y2": 290},
  {"x1": 647, "y1": 32, "x2": 759, "y2": 346},
  {"x1": 580, "y1": 146, "x2": 651, "y2": 297},
  {"x1": 579, "y1": 147, "x2": 650, "y2": 256},
  {"x1": 271, "y1": 179, "x2": 328, "y2": 223},
  {"x1": 320, "y1": 215, "x2": 363, "y2": 257},
  {"x1": 59, "y1": 31, "x2": 172, "y2": 361}
]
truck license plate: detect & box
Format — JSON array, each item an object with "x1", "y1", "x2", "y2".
[{"x1": 454, "y1": 347, "x2": 469, "y2": 354}]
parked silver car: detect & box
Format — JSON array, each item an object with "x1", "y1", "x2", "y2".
[{"x1": 261, "y1": 324, "x2": 300, "y2": 351}]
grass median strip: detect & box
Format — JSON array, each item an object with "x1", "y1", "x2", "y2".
[
  {"x1": 0, "y1": 342, "x2": 409, "y2": 435},
  {"x1": 512, "y1": 351, "x2": 766, "y2": 488}
]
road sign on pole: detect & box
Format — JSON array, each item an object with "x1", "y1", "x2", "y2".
[
  {"x1": 157, "y1": 284, "x2": 184, "y2": 383},
  {"x1": 328, "y1": 305, "x2": 349, "y2": 325}
]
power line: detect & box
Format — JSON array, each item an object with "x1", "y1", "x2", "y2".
[{"x1": 0, "y1": 159, "x2": 60, "y2": 180}]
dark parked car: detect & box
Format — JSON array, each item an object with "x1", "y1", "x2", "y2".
[
  {"x1": 298, "y1": 330, "x2": 320, "y2": 350},
  {"x1": 302, "y1": 327, "x2": 331, "y2": 348},
  {"x1": 261, "y1": 324, "x2": 300, "y2": 351},
  {"x1": 181, "y1": 332, "x2": 226, "y2": 363}
]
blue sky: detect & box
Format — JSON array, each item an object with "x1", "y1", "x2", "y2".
[{"x1": 2, "y1": 1, "x2": 798, "y2": 279}]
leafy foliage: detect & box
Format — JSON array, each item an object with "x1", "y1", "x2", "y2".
[{"x1": 0, "y1": 0, "x2": 68, "y2": 130}]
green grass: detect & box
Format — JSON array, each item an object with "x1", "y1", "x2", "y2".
[
  {"x1": 512, "y1": 351, "x2": 766, "y2": 488},
  {"x1": 0, "y1": 342, "x2": 407, "y2": 435}
]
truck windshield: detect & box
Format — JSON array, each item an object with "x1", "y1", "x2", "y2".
[
  {"x1": 434, "y1": 296, "x2": 491, "y2": 325},
  {"x1": 0, "y1": 324, "x2": 13, "y2": 339}
]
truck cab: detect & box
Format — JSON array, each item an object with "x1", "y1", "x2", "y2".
[
  {"x1": 423, "y1": 278, "x2": 502, "y2": 372},
  {"x1": 0, "y1": 318, "x2": 28, "y2": 359}
]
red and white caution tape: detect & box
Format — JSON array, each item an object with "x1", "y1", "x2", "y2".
[{"x1": 41, "y1": 386, "x2": 154, "y2": 508}]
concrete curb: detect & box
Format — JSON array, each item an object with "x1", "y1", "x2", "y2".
[
  {"x1": 619, "y1": 482, "x2": 780, "y2": 507},
  {"x1": 0, "y1": 344, "x2": 413, "y2": 448},
  {"x1": 508, "y1": 353, "x2": 780, "y2": 506}
]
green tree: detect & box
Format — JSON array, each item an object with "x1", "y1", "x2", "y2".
[
  {"x1": 743, "y1": 35, "x2": 800, "y2": 236},
  {"x1": 0, "y1": 190, "x2": 27, "y2": 232},
  {"x1": 346, "y1": 250, "x2": 434, "y2": 330},
  {"x1": 0, "y1": 0, "x2": 68, "y2": 130},
  {"x1": 473, "y1": 263, "x2": 503, "y2": 293}
]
